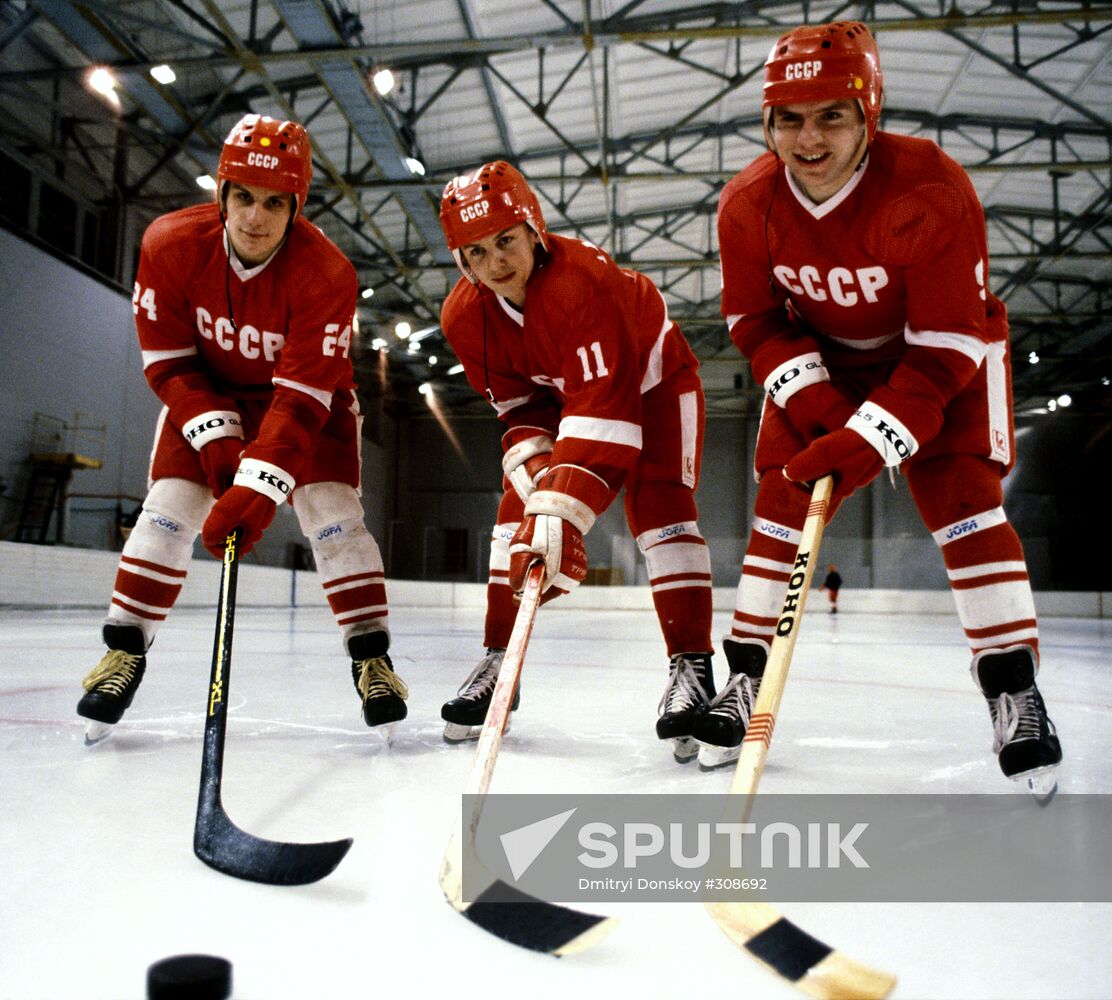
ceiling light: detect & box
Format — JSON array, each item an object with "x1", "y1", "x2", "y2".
[
  {"x1": 409, "y1": 325, "x2": 440, "y2": 342},
  {"x1": 1028, "y1": 351, "x2": 1040, "y2": 365},
  {"x1": 405, "y1": 157, "x2": 426, "y2": 176},
  {"x1": 150, "y1": 64, "x2": 176, "y2": 84},
  {"x1": 407, "y1": 340, "x2": 421, "y2": 353},
  {"x1": 196, "y1": 174, "x2": 217, "y2": 191},
  {"x1": 371, "y1": 337, "x2": 387, "y2": 350},
  {"x1": 1102, "y1": 376, "x2": 1110, "y2": 387},
  {"x1": 447, "y1": 363, "x2": 464, "y2": 375},
  {"x1": 395, "y1": 321, "x2": 411, "y2": 340},
  {"x1": 429, "y1": 356, "x2": 438, "y2": 366},
  {"x1": 1047, "y1": 399, "x2": 1057, "y2": 412},
  {"x1": 372, "y1": 68, "x2": 395, "y2": 96},
  {"x1": 418, "y1": 382, "x2": 432, "y2": 396},
  {"x1": 361, "y1": 287, "x2": 375, "y2": 300},
  {"x1": 87, "y1": 67, "x2": 120, "y2": 106},
  {"x1": 1057, "y1": 393, "x2": 1072, "y2": 407}
]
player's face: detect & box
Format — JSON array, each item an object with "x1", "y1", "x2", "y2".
[
  {"x1": 461, "y1": 224, "x2": 540, "y2": 307},
  {"x1": 223, "y1": 182, "x2": 294, "y2": 266},
  {"x1": 771, "y1": 100, "x2": 867, "y2": 203}
]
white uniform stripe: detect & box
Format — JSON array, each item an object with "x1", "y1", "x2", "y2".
[
  {"x1": 557, "y1": 415, "x2": 642, "y2": 449},
  {"x1": 273, "y1": 377, "x2": 333, "y2": 409},
  {"x1": 142, "y1": 346, "x2": 197, "y2": 369},
  {"x1": 643, "y1": 541, "x2": 711, "y2": 579},
  {"x1": 985, "y1": 342, "x2": 1011, "y2": 465},
  {"x1": 111, "y1": 591, "x2": 172, "y2": 615},
  {"x1": 751, "y1": 517, "x2": 802, "y2": 547},
  {"x1": 491, "y1": 392, "x2": 536, "y2": 417},
  {"x1": 336, "y1": 603, "x2": 389, "y2": 620},
  {"x1": 742, "y1": 553, "x2": 794, "y2": 574},
  {"x1": 904, "y1": 327, "x2": 989, "y2": 366},
  {"x1": 931, "y1": 507, "x2": 1008, "y2": 547},
  {"x1": 651, "y1": 579, "x2": 713, "y2": 593},
  {"x1": 947, "y1": 560, "x2": 1028, "y2": 582},
  {"x1": 635, "y1": 522, "x2": 703, "y2": 552},
  {"x1": 679, "y1": 389, "x2": 697, "y2": 488},
  {"x1": 118, "y1": 562, "x2": 187, "y2": 586}
]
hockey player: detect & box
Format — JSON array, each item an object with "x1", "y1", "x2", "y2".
[
  {"x1": 76, "y1": 114, "x2": 406, "y2": 743},
  {"x1": 436, "y1": 161, "x2": 715, "y2": 761},
  {"x1": 704, "y1": 21, "x2": 1062, "y2": 792}
]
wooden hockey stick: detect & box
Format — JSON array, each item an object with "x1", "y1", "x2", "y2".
[
  {"x1": 193, "y1": 528, "x2": 353, "y2": 885},
  {"x1": 706, "y1": 477, "x2": 898, "y2": 998},
  {"x1": 439, "y1": 561, "x2": 617, "y2": 955}
]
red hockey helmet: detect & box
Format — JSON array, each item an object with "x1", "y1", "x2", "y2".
[
  {"x1": 217, "y1": 114, "x2": 312, "y2": 216},
  {"x1": 439, "y1": 161, "x2": 548, "y2": 281},
  {"x1": 762, "y1": 21, "x2": 883, "y2": 146}
]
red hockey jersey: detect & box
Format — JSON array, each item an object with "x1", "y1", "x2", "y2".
[
  {"x1": 718, "y1": 132, "x2": 1007, "y2": 417},
  {"x1": 134, "y1": 203, "x2": 357, "y2": 417},
  {"x1": 440, "y1": 233, "x2": 698, "y2": 497}
]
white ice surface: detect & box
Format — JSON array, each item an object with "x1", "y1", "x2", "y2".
[{"x1": 1, "y1": 603, "x2": 1109, "y2": 999}]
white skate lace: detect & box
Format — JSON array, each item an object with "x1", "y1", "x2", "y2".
[
  {"x1": 657, "y1": 656, "x2": 709, "y2": 717},
  {"x1": 457, "y1": 650, "x2": 505, "y2": 701},
  {"x1": 988, "y1": 687, "x2": 1051, "y2": 753},
  {"x1": 706, "y1": 671, "x2": 760, "y2": 727},
  {"x1": 81, "y1": 650, "x2": 142, "y2": 696},
  {"x1": 355, "y1": 657, "x2": 408, "y2": 702}
]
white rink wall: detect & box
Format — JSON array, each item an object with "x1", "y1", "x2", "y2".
[{"x1": 1, "y1": 540, "x2": 1108, "y2": 618}]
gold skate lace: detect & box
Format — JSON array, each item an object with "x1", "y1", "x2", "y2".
[
  {"x1": 658, "y1": 656, "x2": 709, "y2": 716},
  {"x1": 355, "y1": 657, "x2": 408, "y2": 702},
  {"x1": 81, "y1": 650, "x2": 142, "y2": 696}
]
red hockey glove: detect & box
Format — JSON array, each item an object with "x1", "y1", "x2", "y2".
[
  {"x1": 783, "y1": 382, "x2": 858, "y2": 442},
  {"x1": 501, "y1": 425, "x2": 554, "y2": 502},
  {"x1": 763, "y1": 353, "x2": 857, "y2": 442},
  {"x1": 201, "y1": 456, "x2": 294, "y2": 557},
  {"x1": 198, "y1": 437, "x2": 244, "y2": 498},
  {"x1": 784, "y1": 427, "x2": 884, "y2": 502},
  {"x1": 508, "y1": 514, "x2": 588, "y2": 605}
]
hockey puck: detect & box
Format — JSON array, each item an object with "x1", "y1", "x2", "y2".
[{"x1": 147, "y1": 954, "x2": 232, "y2": 999}]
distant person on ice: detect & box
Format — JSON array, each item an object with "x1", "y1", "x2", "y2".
[{"x1": 821, "y1": 564, "x2": 843, "y2": 614}]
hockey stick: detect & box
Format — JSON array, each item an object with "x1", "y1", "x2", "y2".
[
  {"x1": 439, "y1": 561, "x2": 617, "y2": 955},
  {"x1": 193, "y1": 528, "x2": 353, "y2": 885},
  {"x1": 706, "y1": 477, "x2": 898, "y2": 999}
]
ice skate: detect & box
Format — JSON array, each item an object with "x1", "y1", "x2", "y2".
[
  {"x1": 694, "y1": 639, "x2": 767, "y2": 770},
  {"x1": 441, "y1": 649, "x2": 519, "y2": 742},
  {"x1": 77, "y1": 624, "x2": 147, "y2": 745},
  {"x1": 972, "y1": 645, "x2": 1062, "y2": 801},
  {"x1": 349, "y1": 632, "x2": 408, "y2": 740},
  {"x1": 656, "y1": 652, "x2": 715, "y2": 762}
]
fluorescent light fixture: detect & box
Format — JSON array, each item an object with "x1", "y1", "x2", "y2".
[
  {"x1": 361, "y1": 287, "x2": 375, "y2": 299},
  {"x1": 150, "y1": 64, "x2": 176, "y2": 84},
  {"x1": 395, "y1": 321, "x2": 412, "y2": 340},
  {"x1": 409, "y1": 325, "x2": 440, "y2": 342},
  {"x1": 196, "y1": 174, "x2": 217, "y2": 191},
  {"x1": 372, "y1": 68, "x2": 395, "y2": 96},
  {"x1": 447, "y1": 363, "x2": 465, "y2": 375}
]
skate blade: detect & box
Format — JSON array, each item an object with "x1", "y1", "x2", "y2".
[
  {"x1": 669, "y1": 736, "x2": 698, "y2": 763},
  {"x1": 375, "y1": 722, "x2": 398, "y2": 745},
  {"x1": 83, "y1": 720, "x2": 115, "y2": 746},
  {"x1": 444, "y1": 718, "x2": 512, "y2": 744},
  {"x1": 697, "y1": 742, "x2": 741, "y2": 771},
  {"x1": 1017, "y1": 766, "x2": 1059, "y2": 805}
]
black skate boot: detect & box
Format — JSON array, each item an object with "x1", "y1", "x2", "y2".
[
  {"x1": 349, "y1": 631, "x2": 408, "y2": 738},
  {"x1": 972, "y1": 645, "x2": 1062, "y2": 800},
  {"x1": 656, "y1": 652, "x2": 716, "y2": 762},
  {"x1": 694, "y1": 638, "x2": 768, "y2": 770},
  {"x1": 77, "y1": 623, "x2": 147, "y2": 745},
  {"x1": 441, "y1": 649, "x2": 519, "y2": 742}
]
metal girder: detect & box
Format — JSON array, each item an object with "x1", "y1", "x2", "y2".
[{"x1": 270, "y1": 0, "x2": 452, "y2": 266}]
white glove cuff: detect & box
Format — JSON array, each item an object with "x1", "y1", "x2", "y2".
[
  {"x1": 502, "y1": 435, "x2": 554, "y2": 475},
  {"x1": 846, "y1": 401, "x2": 919, "y2": 467},
  {"x1": 183, "y1": 410, "x2": 244, "y2": 451},
  {"x1": 525, "y1": 491, "x2": 597, "y2": 535},
  {"x1": 233, "y1": 457, "x2": 295, "y2": 503},
  {"x1": 764, "y1": 353, "x2": 828, "y2": 407}
]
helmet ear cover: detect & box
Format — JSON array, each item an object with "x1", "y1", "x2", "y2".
[
  {"x1": 439, "y1": 161, "x2": 548, "y2": 282},
  {"x1": 761, "y1": 20, "x2": 883, "y2": 149},
  {"x1": 217, "y1": 114, "x2": 312, "y2": 217}
]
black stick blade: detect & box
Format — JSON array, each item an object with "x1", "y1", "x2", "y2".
[
  {"x1": 194, "y1": 804, "x2": 352, "y2": 887},
  {"x1": 462, "y1": 880, "x2": 616, "y2": 956}
]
